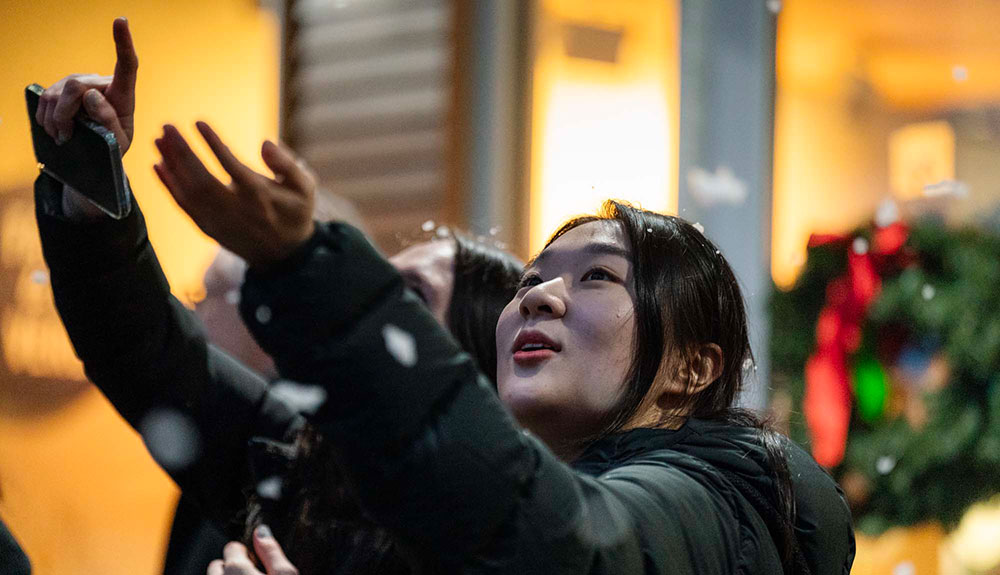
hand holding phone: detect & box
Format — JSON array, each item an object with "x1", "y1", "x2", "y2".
[
  {"x1": 26, "y1": 17, "x2": 138, "y2": 219},
  {"x1": 34, "y1": 17, "x2": 137, "y2": 155}
]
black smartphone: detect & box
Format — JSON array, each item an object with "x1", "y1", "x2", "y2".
[{"x1": 25, "y1": 83, "x2": 130, "y2": 219}]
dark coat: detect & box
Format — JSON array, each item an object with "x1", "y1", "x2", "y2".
[
  {"x1": 236, "y1": 220, "x2": 855, "y2": 574},
  {"x1": 36, "y1": 177, "x2": 853, "y2": 574},
  {"x1": 36, "y1": 174, "x2": 301, "y2": 541},
  {"x1": 0, "y1": 517, "x2": 31, "y2": 575}
]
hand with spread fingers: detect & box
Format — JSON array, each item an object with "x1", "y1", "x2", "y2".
[
  {"x1": 153, "y1": 121, "x2": 317, "y2": 270},
  {"x1": 207, "y1": 527, "x2": 299, "y2": 575}
]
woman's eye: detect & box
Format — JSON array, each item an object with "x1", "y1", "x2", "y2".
[
  {"x1": 518, "y1": 274, "x2": 542, "y2": 289},
  {"x1": 582, "y1": 268, "x2": 613, "y2": 282}
]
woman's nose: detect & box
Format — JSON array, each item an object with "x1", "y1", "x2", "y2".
[{"x1": 519, "y1": 278, "x2": 567, "y2": 319}]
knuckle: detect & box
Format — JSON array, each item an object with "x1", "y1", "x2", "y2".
[{"x1": 63, "y1": 78, "x2": 83, "y2": 95}]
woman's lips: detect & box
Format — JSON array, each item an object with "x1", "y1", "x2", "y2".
[{"x1": 513, "y1": 348, "x2": 557, "y2": 366}]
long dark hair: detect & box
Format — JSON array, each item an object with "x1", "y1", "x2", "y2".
[
  {"x1": 447, "y1": 233, "x2": 524, "y2": 386},
  {"x1": 241, "y1": 233, "x2": 521, "y2": 574},
  {"x1": 546, "y1": 200, "x2": 800, "y2": 573}
]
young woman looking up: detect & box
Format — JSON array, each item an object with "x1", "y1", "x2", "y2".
[{"x1": 146, "y1": 114, "x2": 852, "y2": 575}]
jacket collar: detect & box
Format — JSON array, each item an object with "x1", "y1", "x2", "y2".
[{"x1": 571, "y1": 422, "x2": 695, "y2": 476}]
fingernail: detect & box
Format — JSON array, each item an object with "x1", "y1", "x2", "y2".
[
  {"x1": 255, "y1": 524, "x2": 272, "y2": 539},
  {"x1": 85, "y1": 89, "x2": 100, "y2": 107},
  {"x1": 57, "y1": 131, "x2": 68, "y2": 145}
]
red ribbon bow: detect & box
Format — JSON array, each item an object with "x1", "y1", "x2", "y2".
[{"x1": 803, "y1": 222, "x2": 908, "y2": 468}]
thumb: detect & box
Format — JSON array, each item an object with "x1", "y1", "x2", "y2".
[
  {"x1": 252, "y1": 525, "x2": 298, "y2": 575},
  {"x1": 83, "y1": 89, "x2": 130, "y2": 155},
  {"x1": 261, "y1": 140, "x2": 314, "y2": 195}
]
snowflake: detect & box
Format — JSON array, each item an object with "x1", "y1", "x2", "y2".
[
  {"x1": 256, "y1": 476, "x2": 284, "y2": 500},
  {"x1": 922, "y1": 284, "x2": 936, "y2": 301},
  {"x1": 876, "y1": 455, "x2": 897, "y2": 475},
  {"x1": 270, "y1": 381, "x2": 328, "y2": 415},
  {"x1": 140, "y1": 408, "x2": 201, "y2": 472},
  {"x1": 852, "y1": 237, "x2": 869, "y2": 255},
  {"x1": 383, "y1": 324, "x2": 417, "y2": 367}
]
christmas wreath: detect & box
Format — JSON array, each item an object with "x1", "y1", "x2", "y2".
[{"x1": 770, "y1": 211, "x2": 1000, "y2": 534}]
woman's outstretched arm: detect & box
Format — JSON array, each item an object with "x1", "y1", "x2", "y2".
[{"x1": 36, "y1": 176, "x2": 298, "y2": 532}]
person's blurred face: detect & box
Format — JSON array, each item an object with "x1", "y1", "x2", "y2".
[
  {"x1": 198, "y1": 241, "x2": 458, "y2": 381},
  {"x1": 388, "y1": 240, "x2": 456, "y2": 325},
  {"x1": 196, "y1": 249, "x2": 277, "y2": 378},
  {"x1": 495, "y1": 221, "x2": 636, "y2": 453}
]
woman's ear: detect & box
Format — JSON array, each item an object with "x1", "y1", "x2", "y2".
[
  {"x1": 689, "y1": 343, "x2": 723, "y2": 393},
  {"x1": 655, "y1": 343, "x2": 724, "y2": 402}
]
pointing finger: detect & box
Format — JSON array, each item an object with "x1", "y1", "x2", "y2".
[{"x1": 108, "y1": 17, "x2": 138, "y2": 113}]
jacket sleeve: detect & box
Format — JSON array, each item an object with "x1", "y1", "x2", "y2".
[
  {"x1": 238, "y1": 222, "x2": 741, "y2": 573},
  {"x1": 34, "y1": 174, "x2": 299, "y2": 534}
]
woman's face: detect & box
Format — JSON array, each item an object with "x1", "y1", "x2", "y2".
[
  {"x1": 496, "y1": 220, "x2": 636, "y2": 448},
  {"x1": 388, "y1": 239, "x2": 456, "y2": 326},
  {"x1": 199, "y1": 241, "x2": 457, "y2": 380}
]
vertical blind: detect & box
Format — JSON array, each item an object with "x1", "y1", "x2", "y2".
[{"x1": 284, "y1": 0, "x2": 453, "y2": 252}]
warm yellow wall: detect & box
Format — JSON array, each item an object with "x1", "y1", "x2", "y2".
[
  {"x1": 772, "y1": 0, "x2": 1000, "y2": 288},
  {"x1": 772, "y1": 2, "x2": 893, "y2": 288},
  {"x1": 0, "y1": 1, "x2": 279, "y2": 573},
  {"x1": 528, "y1": 0, "x2": 679, "y2": 253}
]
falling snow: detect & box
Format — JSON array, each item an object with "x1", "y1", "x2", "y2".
[
  {"x1": 383, "y1": 324, "x2": 417, "y2": 367},
  {"x1": 692, "y1": 222, "x2": 705, "y2": 234},
  {"x1": 255, "y1": 305, "x2": 272, "y2": 324},
  {"x1": 225, "y1": 289, "x2": 241, "y2": 305},
  {"x1": 922, "y1": 284, "x2": 936, "y2": 301},
  {"x1": 876, "y1": 455, "x2": 897, "y2": 475},
  {"x1": 30, "y1": 270, "x2": 49, "y2": 284},
  {"x1": 256, "y1": 476, "x2": 284, "y2": 500},
  {"x1": 924, "y1": 180, "x2": 969, "y2": 198},
  {"x1": 875, "y1": 198, "x2": 900, "y2": 228},
  {"x1": 435, "y1": 226, "x2": 450, "y2": 239},
  {"x1": 421, "y1": 220, "x2": 436, "y2": 232},
  {"x1": 852, "y1": 237, "x2": 869, "y2": 255},
  {"x1": 489, "y1": 226, "x2": 500, "y2": 237},
  {"x1": 892, "y1": 561, "x2": 916, "y2": 575},
  {"x1": 687, "y1": 166, "x2": 748, "y2": 207},
  {"x1": 270, "y1": 381, "x2": 328, "y2": 415},
  {"x1": 140, "y1": 408, "x2": 201, "y2": 472}
]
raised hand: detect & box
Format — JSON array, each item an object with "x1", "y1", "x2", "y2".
[
  {"x1": 153, "y1": 122, "x2": 316, "y2": 269},
  {"x1": 35, "y1": 17, "x2": 138, "y2": 155},
  {"x1": 206, "y1": 527, "x2": 299, "y2": 575}
]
